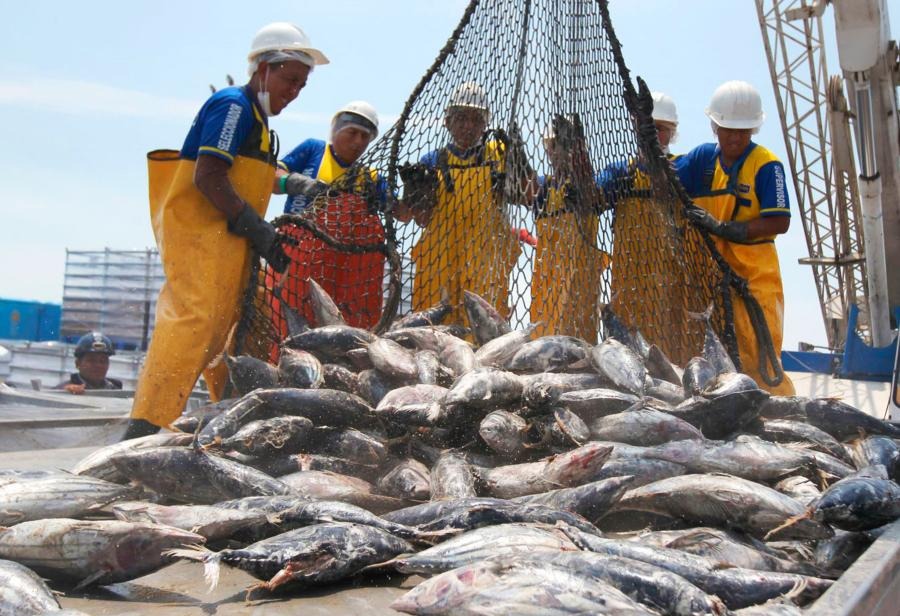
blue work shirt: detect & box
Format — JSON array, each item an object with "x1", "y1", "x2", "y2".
[{"x1": 180, "y1": 86, "x2": 265, "y2": 163}]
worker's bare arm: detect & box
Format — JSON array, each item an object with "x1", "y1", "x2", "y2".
[{"x1": 194, "y1": 154, "x2": 246, "y2": 220}]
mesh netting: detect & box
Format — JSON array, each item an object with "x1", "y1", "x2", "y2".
[{"x1": 236, "y1": 0, "x2": 754, "y2": 369}]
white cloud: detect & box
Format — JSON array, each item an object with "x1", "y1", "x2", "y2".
[
  {"x1": 0, "y1": 77, "x2": 336, "y2": 126},
  {"x1": 0, "y1": 77, "x2": 201, "y2": 119}
]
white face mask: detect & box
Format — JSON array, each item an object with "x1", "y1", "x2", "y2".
[{"x1": 258, "y1": 66, "x2": 274, "y2": 117}]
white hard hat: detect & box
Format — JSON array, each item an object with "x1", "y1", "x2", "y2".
[
  {"x1": 446, "y1": 82, "x2": 490, "y2": 119},
  {"x1": 248, "y1": 22, "x2": 329, "y2": 67},
  {"x1": 705, "y1": 80, "x2": 765, "y2": 131},
  {"x1": 650, "y1": 92, "x2": 678, "y2": 125},
  {"x1": 332, "y1": 101, "x2": 379, "y2": 137}
]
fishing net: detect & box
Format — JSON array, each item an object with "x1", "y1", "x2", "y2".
[{"x1": 235, "y1": 0, "x2": 774, "y2": 371}]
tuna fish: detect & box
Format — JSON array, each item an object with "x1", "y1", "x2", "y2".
[
  {"x1": 387, "y1": 523, "x2": 579, "y2": 575},
  {"x1": 478, "y1": 442, "x2": 613, "y2": 498},
  {"x1": 430, "y1": 452, "x2": 478, "y2": 500},
  {"x1": 443, "y1": 368, "x2": 524, "y2": 413},
  {"x1": 751, "y1": 418, "x2": 851, "y2": 463},
  {"x1": 368, "y1": 337, "x2": 419, "y2": 382},
  {"x1": 557, "y1": 387, "x2": 641, "y2": 421},
  {"x1": 389, "y1": 301, "x2": 452, "y2": 330},
  {"x1": 0, "y1": 558, "x2": 63, "y2": 615},
  {"x1": 219, "y1": 415, "x2": 314, "y2": 457},
  {"x1": 474, "y1": 326, "x2": 536, "y2": 368},
  {"x1": 682, "y1": 356, "x2": 717, "y2": 396},
  {"x1": 416, "y1": 501, "x2": 602, "y2": 536},
  {"x1": 377, "y1": 458, "x2": 431, "y2": 500},
  {"x1": 224, "y1": 354, "x2": 280, "y2": 395},
  {"x1": 809, "y1": 475, "x2": 900, "y2": 531},
  {"x1": 0, "y1": 475, "x2": 136, "y2": 525},
  {"x1": 463, "y1": 290, "x2": 511, "y2": 344},
  {"x1": 591, "y1": 338, "x2": 647, "y2": 395},
  {"x1": 688, "y1": 304, "x2": 737, "y2": 374},
  {"x1": 507, "y1": 336, "x2": 592, "y2": 373},
  {"x1": 512, "y1": 476, "x2": 634, "y2": 521},
  {"x1": 615, "y1": 473, "x2": 832, "y2": 540},
  {"x1": 307, "y1": 278, "x2": 346, "y2": 327},
  {"x1": 111, "y1": 502, "x2": 268, "y2": 542},
  {"x1": 278, "y1": 348, "x2": 323, "y2": 389},
  {"x1": 759, "y1": 396, "x2": 900, "y2": 440},
  {"x1": 392, "y1": 555, "x2": 656, "y2": 616},
  {"x1": 283, "y1": 325, "x2": 376, "y2": 362},
  {"x1": 0, "y1": 519, "x2": 204, "y2": 587},
  {"x1": 196, "y1": 388, "x2": 375, "y2": 448},
  {"x1": 277, "y1": 470, "x2": 409, "y2": 514},
  {"x1": 590, "y1": 405, "x2": 705, "y2": 446},
  {"x1": 70, "y1": 431, "x2": 194, "y2": 484},
  {"x1": 110, "y1": 447, "x2": 294, "y2": 504},
  {"x1": 478, "y1": 410, "x2": 530, "y2": 456},
  {"x1": 168, "y1": 522, "x2": 412, "y2": 594},
  {"x1": 521, "y1": 372, "x2": 608, "y2": 409}
]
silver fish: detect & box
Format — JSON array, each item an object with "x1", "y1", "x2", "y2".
[
  {"x1": 463, "y1": 290, "x2": 511, "y2": 345},
  {"x1": 615, "y1": 473, "x2": 832, "y2": 540},
  {"x1": 219, "y1": 415, "x2": 314, "y2": 457},
  {"x1": 479, "y1": 410, "x2": 529, "y2": 456},
  {"x1": 430, "y1": 452, "x2": 478, "y2": 500},
  {"x1": 0, "y1": 558, "x2": 62, "y2": 615},
  {"x1": 591, "y1": 338, "x2": 647, "y2": 395},
  {"x1": 688, "y1": 304, "x2": 736, "y2": 374},
  {"x1": 70, "y1": 431, "x2": 194, "y2": 484},
  {"x1": 0, "y1": 519, "x2": 204, "y2": 587},
  {"x1": 307, "y1": 278, "x2": 346, "y2": 327},
  {"x1": 377, "y1": 458, "x2": 431, "y2": 501},
  {"x1": 478, "y1": 442, "x2": 613, "y2": 499},
  {"x1": 368, "y1": 337, "x2": 419, "y2": 381},
  {"x1": 111, "y1": 501, "x2": 268, "y2": 542},
  {"x1": 443, "y1": 368, "x2": 524, "y2": 412},
  {"x1": 168, "y1": 522, "x2": 412, "y2": 594},
  {"x1": 590, "y1": 406, "x2": 704, "y2": 446},
  {"x1": 278, "y1": 470, "x2": 409, "y2": 514},
  {"x1": 278, "y1": 348, "x2": 323, "y2": 389},
  {"x1": 0, "y1": 475, "x2": 135, "y2": 525},
  {"x1": 225, "y1": 354, "x2": 280, "y2": 395},
  {"x1": 475, "y1": 325, "x2": 536, "y2": 368},
  {"x1": 507, "y1": 336, "x2": 592, "y2": 373}
]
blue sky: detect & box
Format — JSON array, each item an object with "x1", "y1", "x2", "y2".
[{"x1": 1, "y1": 0, "x2": 893, "y2": 350}]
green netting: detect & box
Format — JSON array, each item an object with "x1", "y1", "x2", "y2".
[{"x1": 236, "y1": 0, "x2": 767, "y2": 370}]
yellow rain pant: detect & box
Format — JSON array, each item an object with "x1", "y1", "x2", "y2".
[
  {"x1": 530, "y1": 186, "x2": 607, "y2": 343},
  {"x1": 411, "y1": 144, "x2": 519, "y2": 326},
  {"x1": 606, "y1": 159, "x2": 699, "y2": 365},
  {"x1": 132, "y1": 150, "x2": 275, "y2": 427},
  {"x1": 692, "y1": 144, "x2": 795, "y2": 395},
  {"x1": 717, "y1": 239, "x2": 795, "y2": 395}
]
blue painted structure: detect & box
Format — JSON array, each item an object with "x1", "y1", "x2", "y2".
[
  {"x1": 782, "y1": 304, "x2": 899, "y2": 382},
  {"x1": 0, "y1": 299, "x2": 61, "y2": 341}
]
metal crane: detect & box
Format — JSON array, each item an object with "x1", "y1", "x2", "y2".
[{"x1": 755, "y1": 0, "x2": 899, "y2": 353}]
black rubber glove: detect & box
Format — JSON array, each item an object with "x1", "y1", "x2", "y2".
[
  {"x1": 228, "y1": 205, "x2": 290, "y2": 273},
  {"x1": 399, "y1": 163, "x2": 438, "y2": 210},
  {"x1": 686, "y1": 206, "x2": 749, "y2": 243},
  {"x1": 284, "y1": 173, "x2": 328, "y2": 198}
]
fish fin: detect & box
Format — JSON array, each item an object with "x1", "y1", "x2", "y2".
[
  {"x1": 763, "y1": 509, "x2": 813, "y2": 541},
  {"x1": 686, "y1": 303, "x2": 714, "y2": 322},
  {"x1": 74, "y1": 569, "x2": 108, "y2": 590},
  {"x1": 783, "y1": 576, "x2": 809, "y2": 600},
  {"x1": 267, "y1": 512, "x2": 284, "y2": 526},
  {"x1": 0, "y1": 510, "x2": 24, "y2": 524},
  {"x1": 164, "y1": 544, "x2": 213, "y2": 561}
]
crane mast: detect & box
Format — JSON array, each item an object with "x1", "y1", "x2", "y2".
[{"x1": 755, "y1": 0, "x2": 872, "y2": 350}]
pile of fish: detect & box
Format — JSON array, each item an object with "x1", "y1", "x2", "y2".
[{"x1": 1, "y1": 284, "x2": 899, "y2": 615}]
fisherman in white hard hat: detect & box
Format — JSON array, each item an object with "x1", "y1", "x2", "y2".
[
  {"x1": 675, "y1": 80, "x2": 795, "y2": 395},
  {"x1": 395, "y1": 81, "x2": 533, "y2": 326},
  {"x1": 123, "y1": 23, "x2": 328, "y2": 440},
  {"x1": 271, "y1": 100, "x2": 389, "y2": 331}
]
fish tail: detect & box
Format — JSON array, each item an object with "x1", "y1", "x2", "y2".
[{"x1": 203, "y1": 553, "x2": 223, "y2": 590}]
